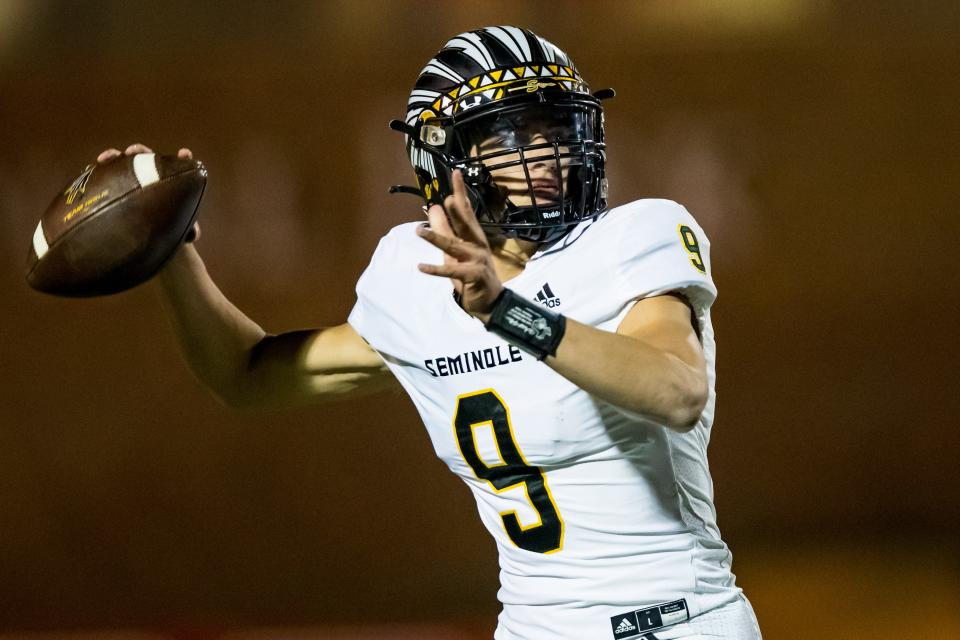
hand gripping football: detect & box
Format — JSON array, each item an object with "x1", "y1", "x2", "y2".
[{"x1": 26, "y1": 153, "x2": 207, "y2": 297}]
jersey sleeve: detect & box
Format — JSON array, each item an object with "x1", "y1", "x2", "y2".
[
  {"x1": 348, "y1": 221, "x2": 438, "y2": 365},
  {"x1": 347, "y1": 235, "x2": 388, "y2": 344},
  {"x1": 347, "y1": 224, "x2": 417, "y2": 360},
  {"x1": 611, "y1": 200, "x2": 717, "y2": 331}
]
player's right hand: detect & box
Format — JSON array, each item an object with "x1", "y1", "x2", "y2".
[
  {"x1": 416, "y1": 170, "x2": 504, "y2": 323},
  {"x1": 95, "y1": 143, "x2": 202, "y2": 243}
]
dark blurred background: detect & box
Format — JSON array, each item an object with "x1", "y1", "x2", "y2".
[{"x1": 1, "y1": 1, "x2": 958, "y2": 639}]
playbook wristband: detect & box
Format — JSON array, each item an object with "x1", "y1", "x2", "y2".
[{"x1": 484, "y1": 288, "x2": 566, "y2": 360}]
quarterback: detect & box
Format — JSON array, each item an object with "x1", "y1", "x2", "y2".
[{"x1": 98, "y1": 26, "x2": 760, "y2": 640}]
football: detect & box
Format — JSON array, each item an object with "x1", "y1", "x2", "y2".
[{"x1": 26, "y1": 153, "x2": 207, "y2": 297}]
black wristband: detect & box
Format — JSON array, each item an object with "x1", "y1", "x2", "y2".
[{"x1": 484, "y1": 288, "x2": 567, "y2": 360}]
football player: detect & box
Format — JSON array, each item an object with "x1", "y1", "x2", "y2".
[{"x1": 98, "y1": 25, "x2": 760, "y2": 640}]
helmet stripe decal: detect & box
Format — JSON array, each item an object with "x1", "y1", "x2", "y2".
[
  {"x1": 408, "y1": 89, "x2": 442, "y2": 107},
  {"x1": 447, "y1": 33, "x2": 496, "y2": 70},
  {"x1": 536, "y1": 34, "x2": 558, "y2": 63},
  {"x1": 485, "y1": 26, "x2": 528, "y2": 62},
  {"x1": 502, "y1": 26, "x2": 533, "y2": 61},
  {"x1": 420, "y1": 59, "x2": 464, "y2": 84}
]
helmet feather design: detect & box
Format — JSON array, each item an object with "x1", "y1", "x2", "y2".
[{"x1": 393, "y1": 26, "x2": 613, "y2": 243}]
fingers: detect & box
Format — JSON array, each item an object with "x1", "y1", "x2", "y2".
[
  {"x1": 97, "y1": 149, "x2": 122, "y2": 164},
  {"x1": 417, "y1": 262, "x2": 456, "y2": 277},
  {"x1": 445, "y1": 171, "x2": 475, "y2": 238},
  {"x1": 124, "y1": 143, "x2": 153, "y2": 155},
  {"x1": 184, "y1": 221, "x2": 201, "y2": 243},
  {"x1": 445, "y1": 170, "x2": 487, "y2": 245},
  {"x1": 417, "y1": 261, "x2": 480, "y2": 279},
  {"x1": 416, "y1": 223, "x2": 476, "y2": 260},
  {"x1": 98, "y1": 144, "x2": 194, "y2": 165},
  {"x1": 427, "y1": 204, "x2": 454, "y2": 237},
  {"x1": 97, "y1": 143, "x2": 152, "y2": 165}
]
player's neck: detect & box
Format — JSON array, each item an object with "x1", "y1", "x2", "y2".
[{"x1": 490, "y1": 237, "x2": 540, "y2": 282}]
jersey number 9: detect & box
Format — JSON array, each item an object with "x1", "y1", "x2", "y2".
[
  {"x1": 454, "y1": 389, "x2": 564, "y2": 554},
  {"x1": 678, "y1": 224, "x2": 706, "y2": 273}
]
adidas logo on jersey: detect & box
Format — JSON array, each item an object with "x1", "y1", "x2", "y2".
[
  {"x1": 534, "y1": 282, "x2": 560, "y2": 308},
  {"x1": 610, "y1": 598, "x2": 688, "y2": 639},
  {"x1": 615, "y1": 618, "x2": 637, "y2": 634},
  {"x1": 611, "y1": 612, "x2": 640, "y2": 639}
]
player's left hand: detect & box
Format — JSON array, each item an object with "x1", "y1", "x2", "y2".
[{"x1": 417, "y1": 170, "x2": 503, "y2": 322}]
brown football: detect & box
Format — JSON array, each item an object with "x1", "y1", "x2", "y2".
[{"x1": 26, "y1": 153, "x2": 207, "y2": 297}]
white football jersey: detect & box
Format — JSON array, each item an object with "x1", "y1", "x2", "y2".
[{"x1": 348, "y1": 199, "x2": 742, "y2": 640}]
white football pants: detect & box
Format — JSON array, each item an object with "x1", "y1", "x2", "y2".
[{"x1": 645, "y1": 595, "x2": 762, "y2": 640}]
